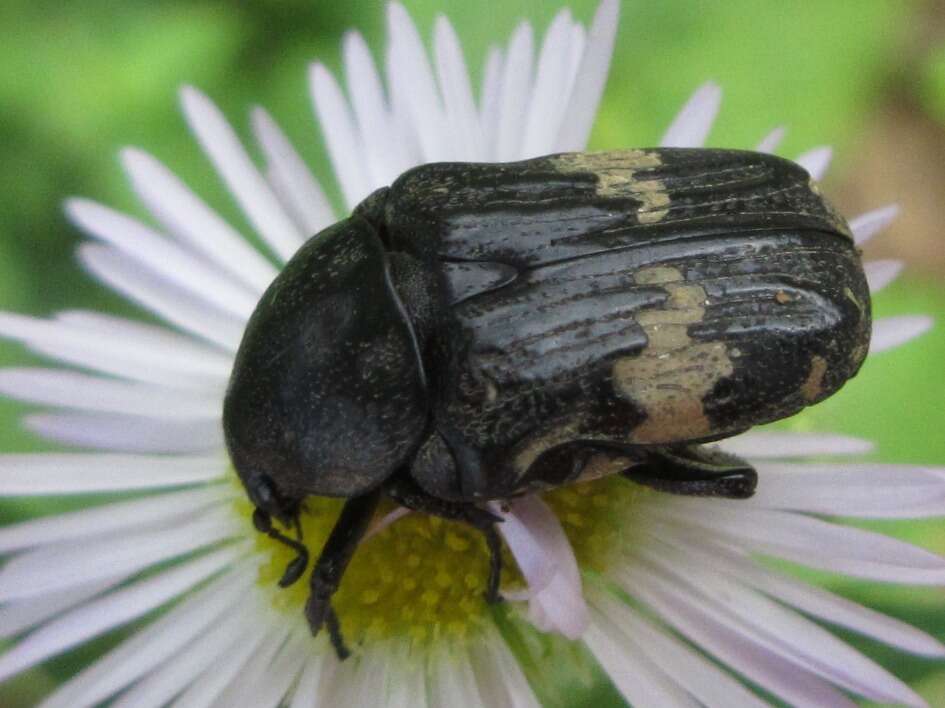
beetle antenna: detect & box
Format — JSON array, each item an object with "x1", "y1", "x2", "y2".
[{"x1": 252, "y1": 508, "x2": 310, "y2": 587}]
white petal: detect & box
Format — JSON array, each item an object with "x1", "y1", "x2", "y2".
[
  {"x1": 0, "y1": 486, "x2": 230, "y2": 553},
  {"x1": 589, "y1": 587, "x2": 768, "y2": 708},
  {"x1": 210, "y1": 624, "x2": 292, "y2": 708},
  {"x1": 429, "y1": 649, "x2": 487, "y2": 708},
  {"x1": 660, "y1": 82, "x2": 722, "y2": 148},
  {"x1": 40, "y1": 564, "x2": 255, "y2": 708},
  {"x1": 479, "y1": 46, "x2": 504, "y2": 158},
  {"x1": 288, "y1": 656, "x2": 334, "y2": 708},
  {"x1": 26, "y1": 412, "x2": 224, "y2": 453},
  {"x1": 235, "y1": 631, "x2": 310, "y2": 708},
  {"x1": 795, "y1": 146, "x2": 832, "y2": 181},
  {"x1": 0, "y1": 453, "x2": 225, "y2": 495},
  {"x1": 645, "y1": 501, "x2": 945, "y2": 584},
  {"x1": 66, "y1": 199, "x2": 257, "y2": 319},
  {"x1": 865, "y1": 259, "x2": 904, "y2": 294},
  {"x1": 0, "y1": 310, "x2": 231, "y2": 390},
  {"x1": 870, "y1": 315, "x2": 933, "y2": 354},
  {"x1": 495, "y1": 22, "x2": 534, "y2": 161},
  {"x1": 120, "y1": 147, "x2": 277, "y2": 293},
  {"x1": 584, "y1": 616, "x2": 699, "y2": 708},
  {"x1": 0, "y1": 368, "x2": 220, "y2": 419},
  {"x1": 79, "y1": 243, "x2": 244, "y2": 351},
  {"x1": 309, "y1": 63, "x2": 373, "y2": 209},
  {"x1": 756, "y1": 126, "x2": 786, "y2": 153},
  {"x1": 561, "y1": 22, "x2": 586, "y2": 126},
  {"x1": 0, "y1": 545, "x2": 240, "y2": 683},
  {"x1": 851, "y1": 204, "x2": 899, "y2": 245},
  {"x1": 180, "y1": 86, "x2": 305, "y2": 261},
  {"x1": 556, "y1": 0, "x2": 620, "y2": 152},
  {"x1": 636, "y1": 544, "x2": 927, "y2": 707},
  {"x1": 469, "y1": 629, "x2": 541, "y2": 708},
  {"x1": 521, "y1": 9, "x2": 575, "y2": 158},
  {"x1": 0, "y1": 577, "x2": 125, "y2": 641},
  {"x1": 251, "y1": 107, "x2": 336, "y2": 235},
  {"x1": 343, "y1": 31, "x2": 409, "y2": 186},
  {"x1": 434, "y1": 15, "x2": 484, "y2": 161},
  {"x1": 625, "y1": 565, "x2": 860, "y2": 707},
  {"x1": 719, "y1": 430, "x2": 874, "y2": 459},
  {"x1": 0, "y1": 508, "x2": 242, "y2": 601},
  {"x1": 386, "y1": 2, "x2": 449, "y2": 163},
  {"x1": 745, "y1": 462, "x2": 945, "y2": 518}
]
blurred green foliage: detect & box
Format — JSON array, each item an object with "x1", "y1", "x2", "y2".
[{"x1": 1, "y1": 0, "x2": 944, "y2": 705}]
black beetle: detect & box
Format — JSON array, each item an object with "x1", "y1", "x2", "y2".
[{"x1": 223, "y1": 148, "x2": 871, "y2": 657}]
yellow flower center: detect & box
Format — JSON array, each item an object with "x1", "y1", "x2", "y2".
[{"x1": 235, "y1": 475, "x2": 651, "y2": 649}]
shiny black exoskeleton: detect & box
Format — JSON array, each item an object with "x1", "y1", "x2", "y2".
[{"x1": 223, "y1": 148, "x2": 871, "y2": 657}]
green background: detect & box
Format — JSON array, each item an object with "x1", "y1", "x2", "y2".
[{"x1": 1, "y1": 0, "x2": 944, "y2": 705}]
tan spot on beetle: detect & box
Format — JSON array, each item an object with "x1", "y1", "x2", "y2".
[
  {"x1": 801, "y1": 356, "x2": 828, "y2": 402},
  {"x1": 550, "y1": 150, "x2": 671, "y2": 224},
  {"x1": 612, "y1": 266, "x2": 734, "y2": 444},
  {"x1": 577, "y1": 454, "x2": 636, "y2": 483}
]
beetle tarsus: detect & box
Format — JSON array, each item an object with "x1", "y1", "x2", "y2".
[
  {"x1": 622, "y1": 445, "x2": 758, "y2": 499},
  {"x1": 252, "y1": 508, "x2": 310, "y2": 588}
]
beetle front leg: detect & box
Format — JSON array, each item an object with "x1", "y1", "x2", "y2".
[
  {"x1": 252, "y1": 508, "x2": 309, "y2": 588},
  {"x1": 386, "y1": 474, "x2": 504, "y2": 603},
  {"x1": 305, "y1": 488, "x2": 382, "y2": 659},
  {"x1": 622, "y1": 444, "x2": 757, "y2": 499}
]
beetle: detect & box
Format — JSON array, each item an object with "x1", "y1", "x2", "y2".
[{"x1": 223, "y1": 148, "x2": 871, "y2": 658}]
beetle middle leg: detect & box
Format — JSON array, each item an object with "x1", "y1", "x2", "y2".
[
  {"x1": 386, "y1": 474, "x2": 505, "y2": 604},
  {"x1": 621, "y1": 444, "x2": 757, "y2": 499}
]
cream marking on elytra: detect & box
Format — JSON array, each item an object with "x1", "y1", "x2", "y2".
[
  {"x1": 613, "y1": 266, "x2": 734, "y2": 444},
  {"x1": 551, "y1": 150, "x2": 671, "y2": 223},
  {"x1": 801, "y1": 355, "x2": 828, "y2": 402}
]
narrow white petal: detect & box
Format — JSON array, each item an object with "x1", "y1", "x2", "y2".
[
  {"x1": 0, "y1": 486, "x2": 230, "y2": 553},
  {"x1": 796, "y1": 146, "x2": 832, "y2": 181},
  {"x1": 0, "y1": 508, "x2": 241, "y2": 601},
  {"x1": 79, "y1": 243, "x2": 244, "y2": 351},
  {"x1": 865, "y1": 259, "x2": 904, "y2": 294},
  {"x1": 239, "y1": 631, "x2": 309, "y2": 708},
  {"x1": 429, "y1": 649, "x2": 487, "y2": 708},
  {"x1": 0, "y1": 546, "x2": 240, "y2": 682},
  {"x1": 309, "y1": 63, "x2": 373, "y2": 209},
  {"x1": 625, "y1": 566, "x2": 859, "y2": 707},
  {"x1": 66, "y1": 199, "x2": 257, "y2": 319},
  {"x1": 0, "y1": 453, "x2": 225, "y2": 495},
  {"x1": 589, "y1": 587, "x2": 768, "y2": 708},
  {"x1": 584, "y1": 617, "x2": 699, "y2": 708},
  {"x1": 719, "y1": 430, "x2": 873, "y2": 459},
  {"x1": 170, "y1": 617, "x2": 276, "y2": 708},
  {"x1": 556, "y1": 0, "x2": 620, "y2": 151},
  {"x1": 180, "y1": 86, "x2": 305, "y2": 262},
  {"x1": 521, "y1": 9, "x2": 575, "y2": 157},
  {"x1": 0, "y1": 577, "x2": 124, "y2": 641},
  {"x1": 386, "y1": 2, "x2": 449, "y2": 163},
  {"x1": 479, "y1": 46, "x2": 504, "y2": 157},
  {"x1": 26, "y1": 412, "x2": 224, "y2": 454},
  {"x1": 637, "y1": 545, "x2": 927, "y2": 706},
  {"x1": 343, "y1": 31, "x2": 409, "y2": 186},
  {"x1": 756, "y1": 126, "x2": 786, "y2": 153},
  {"x1": 210, "y1": 625, "x2": 292, "y2": 708},
  {"x1": 851, "y1": 204, "x2": 899, "y2": 245},
  {"x1": 0, "y1": 368, "x2": 220, "y2": 419},
  {"x1": 666, "y1": 535, "x2": 945, "y2": 658},
  {"x1": 745, "y1": 462, "x2": 945, "y2": 518},
  {"x1": 469, "y1": 629, "x2": 541, "y2": 708},
  {"x1": 120, "y1": 147, "x2": 277, "y2": 293},
  {"x1": 495, "y1": 22, "x2": 534, "y2": 161},
  {"x1": 328, "y1": 649, "x2": 396, "y2": 707},
  {"x1": 870, "y1": 315, "x2": 933, "y2": 354},
  {"x1": 251, "y1": 107, "x2": 336, "y2": 235},
  {"x1": 381, "y1": 647, "x2": 426, "y2": 707},
  {"x1": 434, "y1": 15, "x2": 484, "y2": 161},
  {"x1": 660, "y1": 82, "x2": 722, "y2": 148},
  {"x1": 645, "y1": 501, "x2": 945, "y2": 583},
  {"x1": 288, "y1": 656, "x2": 333, "y2": 708},
  {"x1": 562, "y1": 22, "x2": 587, "y2": 118},
  {"x1": 41, "y1": 564, "x2": 255, "y2": 708},
  {"x1": 0, "y1": 310, "x2": 231, "y2": 390}
]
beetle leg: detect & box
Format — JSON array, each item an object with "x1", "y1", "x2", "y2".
[
  {"x1": 622, "y1": 444, "x2": 757, "y2": 499},
  {"x1": 252, "y1": 508, "x2": 309, "y2": 588},
  {"x1": 387, "y1": 475, "x2": 504, "y2": 604},
  {"x1": 305, "y1": 488, "x2": 382, "y2": 660}
]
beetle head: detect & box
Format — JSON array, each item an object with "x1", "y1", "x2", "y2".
[{"x1": 224, "y1": 217, "x2": 428, "y2": 503}]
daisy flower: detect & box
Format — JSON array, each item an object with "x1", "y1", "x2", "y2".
[{"x1": 0, "y1": 1, "x2": 941, "y2": 706}]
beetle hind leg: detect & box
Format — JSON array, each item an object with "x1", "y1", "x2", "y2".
[{"x1": 622, "y1": 445, "x2": 757, "y2": 499}]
